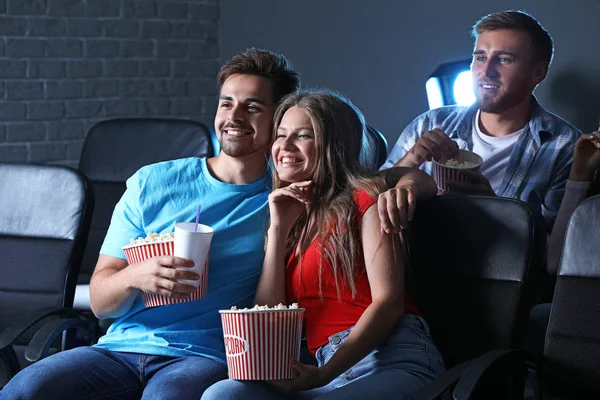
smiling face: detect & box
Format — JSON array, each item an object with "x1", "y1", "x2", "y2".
[
  {"x1": 471, "y1": 29, "x2": 547, "y2": 114},
  {"x1": 272, "y1": 106, "x2": 317, "y2": 183},
  {"x1": 214, "y1": 74, "x2": 276, "y2": 159}
]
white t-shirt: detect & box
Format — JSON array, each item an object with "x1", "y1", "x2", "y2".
[{"x1": 472, "y1": 110, "x2": 523, "y2": 194}]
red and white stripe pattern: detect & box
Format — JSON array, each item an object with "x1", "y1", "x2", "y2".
[
  {"x1": 122, "y1": 241, "x2": 209, "y2": 307},
  {"x1": 433, "y1": 163, "x2": 481, "y2": 194},
  {"x1": 220, "y1": 309, "x2": 305, "y2": 380}
]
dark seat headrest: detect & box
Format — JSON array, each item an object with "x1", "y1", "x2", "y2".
[{"x1": 79, "y1": 118, "x2": 214, "y2": 182}]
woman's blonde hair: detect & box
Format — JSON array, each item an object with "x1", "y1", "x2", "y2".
[{"x1": 271, "y1": 89, "x2": 386, "y2": 299}]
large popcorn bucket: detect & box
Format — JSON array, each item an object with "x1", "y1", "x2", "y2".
[
  {"x1": 219, "y1": 308, "x2": 305, "y2": 380},
  {"x1": 432, "y1": 149, "x2": 483, "y2": 194},
  {"x1": 122, "y1": 230, "x2": 211, "y2": 307}
]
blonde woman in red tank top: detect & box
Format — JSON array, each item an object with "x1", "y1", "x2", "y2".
[{"x1": 202, "y1": 89, "x2": 445, "y2": 400}]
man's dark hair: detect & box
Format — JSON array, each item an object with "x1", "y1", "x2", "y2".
[
  {"x1": 217, "y1": 48, "x2": 300, "y2": 103},
  {"x1": 472, "y1": 10, "x2": 554, "y2": 65}
]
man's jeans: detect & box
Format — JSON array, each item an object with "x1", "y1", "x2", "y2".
[
  {"x1": 1, "y1": 346, "x2": 227, "y2": 399},
  {"x1": 202, "y1": 314, "x2": 445, "y2": 400}
]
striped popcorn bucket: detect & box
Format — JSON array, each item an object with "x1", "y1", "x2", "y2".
[
  {"x1": 433, "y1": 149, "x2": 483, "y2": 194},
  {"x1": 122, "y1": 240, "x2": 209, "y2": 307},
  {"x1": 219, "y1": 309, "x2": 305, "y2": 380}
]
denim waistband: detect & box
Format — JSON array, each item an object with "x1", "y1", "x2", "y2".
[{"x1": 324, "y1": 314, "x2": 429, "y2": 351}]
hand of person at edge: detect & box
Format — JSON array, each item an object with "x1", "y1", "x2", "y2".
[{"x1": 570, "y1": 131, "x2": 600, "y2": 182}]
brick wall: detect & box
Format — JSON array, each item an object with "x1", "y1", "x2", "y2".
[{"x1": 0, "y1": 0, "x2": 219, "y2": 168}]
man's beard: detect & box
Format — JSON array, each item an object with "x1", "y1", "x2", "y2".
[
  {"x1": 477, "y1": 91, "x2": 523, "y2": 114},
  {"x1": 219, "y1": 140, "x2": 253, "y2": 158},
  {"x1": 218, "y1": 122, "x2": 250, "y2": 157}
]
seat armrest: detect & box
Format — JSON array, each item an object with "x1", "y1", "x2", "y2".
[
  {"x1": 25, "y1": 315, "x2": 98, "y2": 362},
  {"x1": 0, "y1": 307, "x2": 91, "y2": 349},
  {"x1": 415, "y1": 361, "x2": 470, "y2": 400},
  {"x1": 452, "y1": 349, "x2": 542, "y2": 400},
  {"x1": 0, "y1": 346, "x2": 20, "y2": 387}
]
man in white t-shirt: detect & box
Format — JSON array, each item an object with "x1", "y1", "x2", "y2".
[
  {"x1": 379, "y1": 10, "x2": 580, "y2": 233},
  {"x1": 471, "y1": 109, "x2": 524, "y2": 192}
]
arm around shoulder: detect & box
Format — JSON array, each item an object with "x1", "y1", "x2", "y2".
[
  {"x1": 377, "y1": 167, "x2": 437, "y2": 233},
  {"x1": 380, "y1": 166, "x2": 437, "y2": 199}
]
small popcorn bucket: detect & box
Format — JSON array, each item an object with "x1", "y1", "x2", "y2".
[
  {"x1": 219, "y1": 308, "x2": 305, "y2": 380},
  {"x1": 122, "y1": 234, "x2": 210, "y2": 307},
  {"x1": 432, "y1": 149, "x2": 483, "y2": 194}
]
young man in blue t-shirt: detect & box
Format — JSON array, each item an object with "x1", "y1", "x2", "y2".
[{"x1": 2, "y1": 48, "x2": 300, "y2": 399}]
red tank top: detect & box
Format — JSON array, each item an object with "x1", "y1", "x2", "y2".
[{"x1": 286, "y1": 189, "x2": 419, "y2": 354}]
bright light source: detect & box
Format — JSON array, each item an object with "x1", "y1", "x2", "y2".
[
  {"x1": 425, "y1": 59, "x2": 472, "y2": 109},
  {"x1": 453, "y1": 71, "x2": 475, "y2": 106},
  {"x1": 426, "y1": 77, "x2": 444, "y2": 110}
]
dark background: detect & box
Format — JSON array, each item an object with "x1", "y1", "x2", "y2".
[
  {"x1": 0, "y1": 0, "x2": 598, "y2": 165},
  {"x1": 220, "y1": 0, "x2": 600, "y2": 145}
]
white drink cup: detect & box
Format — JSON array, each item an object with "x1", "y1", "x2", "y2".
[{"x1": 174, "y1": 222, "x2": 214, "y2": 297}]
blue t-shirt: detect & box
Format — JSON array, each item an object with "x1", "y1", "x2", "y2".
[{"x1": 95, "y1": 157, "x2": 270, "y2": 364}]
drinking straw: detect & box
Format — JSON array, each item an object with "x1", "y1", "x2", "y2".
[{"x1": 194, "y1": 205, "x2": 202, "y2": 232}]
